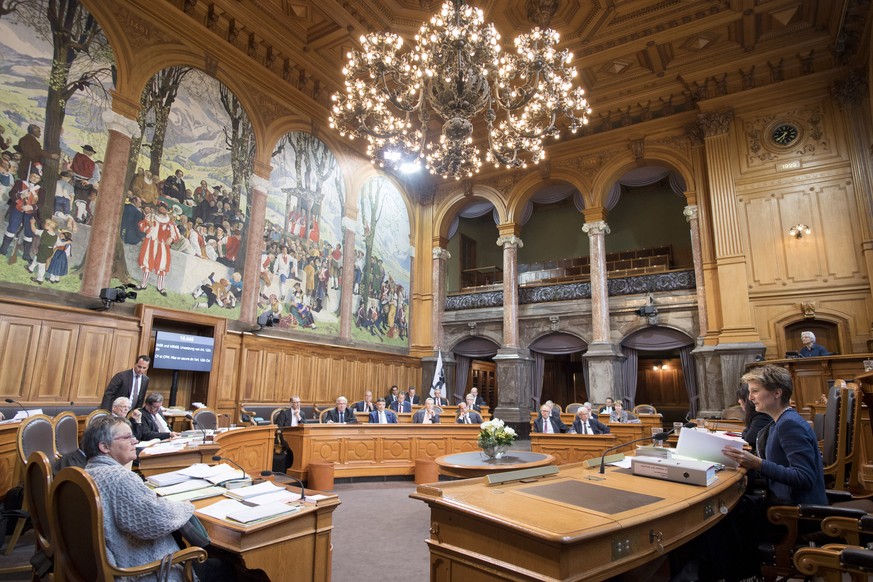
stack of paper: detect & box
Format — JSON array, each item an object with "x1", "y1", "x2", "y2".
[
  {"x1": 163, "y1": 486, "x2": 226, "y2": 503},
  {"x1": 195, "y1": 498, "x2": 301, "y2": 524},
  {"x1": 675, "y1": 428, "x2": 744, "y2": 468},
  {"x1": 225, "y1": 481, "x2": 286, "y2": 501},
  {"x1": 147, "y1": 470, "x2": 191, "y2": 488},
  {"x1": 179, "y1": 463, "x2": 246, "y2": 484},
  {"x1": 154, "y1": 479, "x2": 212, "y2": 496}
]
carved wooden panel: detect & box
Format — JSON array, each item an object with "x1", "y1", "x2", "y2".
[
  {"x1": 0, "y1": 317, "x2": 41, "y2": 399},
  {"x1": 530, "y1": 434, "x2": 618, "y2": 464},
  {"x1": 30, "y1": 322, "x2": 79, "y2": 401},
  {"x1": 214, "y1": 426, "x2": 275, "y2": 476},
  {"x1": 0, "y1": 424, "x2": 21, "y2": 499},
  {"x1": 217, "y1": 336, "x2": 241, "y2": 410},
  {"x1": 70, "y1": 326, "x2": 115, "y2": 402}
]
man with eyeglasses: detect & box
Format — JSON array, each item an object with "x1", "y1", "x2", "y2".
[
  {"x1": 111, "y1": 396, "x2": 143, "y2": 440},
  {"x1": 137, "y1": 392, "x2": 180, "y2": 441}
]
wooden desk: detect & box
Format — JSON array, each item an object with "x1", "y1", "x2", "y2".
[
  {"x1": 354, "y1": 406, "x2": 491, "y2": 423},
  {"x1": 531, "y1": 434, "x2": 618, "y2": 465},
  {"x1": 195, "y1": 484, "x2": 340, "y2": 581},
  {"x1": 412, "y1": 461, "x2": 746, "y2": 581},
  {"x1": 435, "y1": 451, "x2": 556, "y2": 478},
  {"x1": 214, "y1": 425, "x2": 276, "y2": 477},
  {"x1": 529, "y1": 412, "x2": 662, "y2": 432},
  {"x1": 137, "y1": 443, "x2": 220, "y2": 478},
  {"x1": 283, "y1": 424, "x2": 480, "y2": 481}
]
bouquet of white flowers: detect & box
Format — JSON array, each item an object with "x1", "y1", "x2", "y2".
[{"x1": 477, "y1": 418, "x2": 516, "y2": 449}]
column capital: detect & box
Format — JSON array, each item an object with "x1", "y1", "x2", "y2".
[
  {"x1": 683, "y1": 205, "x2": 699, "y2": 222},
  {"x1": 582, "y1": 220, "x2": 610, "y2": 235},
  {"x1": 698, "y1": 109, "x2": 734, "y2": 138},
  {"x1": 496, "y1": 234, "x2": 523, "y2": 248},
  {"x1": 101, "y1": 110, "x2": 140, "y2": 139},
  {"x1": 432, "y1": 246, "x2": 451, "y2": 260},
  {"x1": 250, "y1": 174, "x2": 270, "y2": 193}
]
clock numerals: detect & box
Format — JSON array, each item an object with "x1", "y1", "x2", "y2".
[{"x1": 772, "y1": 124, "x2": 798, "y2": 146}]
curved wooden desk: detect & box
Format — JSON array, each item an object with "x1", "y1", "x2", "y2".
[
  {"x1": 412, "y1": 461, "x2": 746, "y2": 581},
  {"x1": 435, "y1": 451, "x2": 556, "y2": 478}
]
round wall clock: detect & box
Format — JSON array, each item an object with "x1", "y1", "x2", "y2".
[{"x1": 771, "y1": 123, "x2": 799, "y2": 146}]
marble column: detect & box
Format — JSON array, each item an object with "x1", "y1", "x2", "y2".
[
  {"x1": 496, "y1": 233, "x2": 522, "y2": 349},
  {"x1": 581, "y1": 220, "x2": 625, "y2": 404},
  {"x1": 80, "y1": 110, "x2": 140, "y2": 298},
  {"x1": 683, "y1": 204, "x2": 708, "y2": 342},
  {"x1": 339, "y1": 216, "x2": 356, "y2": 341},
  {"x1": 239, "y1": 174, "x2": 268, "y2": 326},
  {"x1": 431, "y1": 246, "x2": 450, "y2": 351}
]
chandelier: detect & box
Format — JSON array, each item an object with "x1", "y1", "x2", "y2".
[{"x1": 329, "y1": 0, "x2": 591, "y2": 180}]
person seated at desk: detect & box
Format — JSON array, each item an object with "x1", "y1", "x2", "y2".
[
  {"x1": 456, "y1": 402, "x2": 482, "y2": 425},
  {"x1": 431, "y1": 388, "x2": 448, "y2": 407},
  {"x1": 136, "y1": 392, "x2": 180, "y2": 440},
  {"x1": 413, "y1": 398, "x2": 440, "y2": 424},
  {"x1": 83, "y1": 416, "x2": 233, "y2": 582},
  {"x1": 570, "y1": 407, "x2": 610, "y2": 435},
  {"x1": 276, "y1": 395, "x2": 305, "y2": 427},
  {"x1": 406, "y1": 386, "x2": 420, "y2": 405},
  {"x1": 324, "y1": 396, "x2": 357, "y2": 424},
  {"x1": 390, "y1": 392, "x2": 411, "y2": 413},
  {"x1": 609, "y1": 401, "x2": 640, "y2": 423},
  {"x1": 533, "y1": 404, "x2": 566, "y2": 433},
  {"x1": 598, "y1": 397, "x2": 615, "y2": 415},
  {"x1": 369, "y1": 398, "x2": 397, "y2": 424},
  {"x1": 470, "y1": 386, "x2": 486, "y2": 407},
  {"x1": 676, "y1": 365, "x2": 826, "y2": 581},
  {"x1": 464, "y1": 393, "x2": 482, "y2": 412},
  {"x1": 798, "y1": 330, "x2": 830, "y2": 357},
  {"x1": 112, "y1": 396, "x2": 143, "y2": 440},
  {"x1": 736, "y1": 385, "x2": 771, "y2": 454},
  {"x1": 353, "y1": 390, "x2": 375, "y2": 413},
  {"x1": 385, "y1": 385, "x2": 400, "y2": 407}
]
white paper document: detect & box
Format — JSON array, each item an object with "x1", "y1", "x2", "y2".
[
  {"x1": 247, "y1": 489, "x2": 300, "y2": 505},
  {"x1": 163, "y1": 486, "x2": 227, "y2": 503},
  {"x1": 154, "y1": 479, "x2": 212, "y2": 496},
  {"x1": 226, "y1": 502, "x2": 301, "y2": 524},
  {"x1": 675, "y1": 428, "x2": 744, "y2": 468},
  {"x1": 179, "y1": 463, "x2": 246, "y2": 483},
  {"x1": 147, "y1": 470, "x2": 191, "y2": 487},
  {"x1": 226, "y1": 480, "x2": 284, "y2": 500},
  {"x1": 196, "y1": 498, "x2": 250, "y2": 520}
]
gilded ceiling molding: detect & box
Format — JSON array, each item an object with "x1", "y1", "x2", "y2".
[
  {"x1": 113, "y1": 6, "x2": 178, "y2": 51},
  {"x1": 526, "y1": 0, "x2": 559, "y2": 28},
  {"x1": 831, "y1": 72, "x2": 868, "y2": 110},
  {"x1": 698, "y1": 110, "x2": 734, "y2": 138}
]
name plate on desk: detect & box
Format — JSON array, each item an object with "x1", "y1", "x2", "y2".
[{"x1": 631, "y1": 456, "x2": 717, "y2": 486}]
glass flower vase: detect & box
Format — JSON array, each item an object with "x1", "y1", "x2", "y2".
[{"x1": 481, "y1": 444, "x2": 509, "y2": 460}]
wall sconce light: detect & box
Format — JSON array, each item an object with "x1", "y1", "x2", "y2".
[
  {"x1": 788, "y1": 224, "x2": 811, "y2": 238},
  {"x1": 652, "y1": 361, "x2": 668, "y2": 371}
]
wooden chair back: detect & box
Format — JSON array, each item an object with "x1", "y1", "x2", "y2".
[
  {"x1": 191, "y1": 407, "x2": 217, "y2": 430},
  {"x1": 822, "y1": 382, "x2": 862, "y2": 491},
  {"x1": 53, "y1": 410, "x2": 79, "y2": 457},
  {"x1": 85, "y1": 409, "x2": 109, "y2": 427},
  {"x1": 17, "y1": 414, "x2": 55, "y2": 465},
  {"x1": 25, "y1": 451, "x2": 53, "y2": 553},
  {"x1": 633, "y1": 404, "x2": 657, "y2": 415},
  {"x1": 565, "y1": 403, "x2": 584, "y2": 414},
  {"x1": 49, "y1": 467, "x2": 206, "y2": 581},
  {"x1": 270, "y1": 408, "x2": 285, "y2": 424}
]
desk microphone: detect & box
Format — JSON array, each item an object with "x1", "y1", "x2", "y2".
[
  {"x1": 260, "y1": 470, "x2": 306, "y2": 501},
  {"x1": 211, "y1": 455, "x2": 250, "y2": 480},
  {"x1": 186, "y1": 413, "x2": 208, "y2": 442},
  {"x1": 597, "y1": 422, "x2": 696, "y2": 475},
  {"x1": 5, "y1": 398, "x2": 29, "y2": 419}
]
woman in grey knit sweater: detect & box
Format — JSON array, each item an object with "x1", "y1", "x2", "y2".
[{"x1": 83, "y1": 415, "x2": 195, "y2": 582}]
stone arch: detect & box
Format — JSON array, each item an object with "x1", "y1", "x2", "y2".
[
  {"x1": 528, "y1": 330, "x2": 590, "y2": 348},
  {"x1": 433, "y1": 185, "x2": 507, "y2": 243},
  {"x1": 589, "y1": 147, "x2": 697, "y2": 210},
  {"x1": 505, "y1": 167, "x2": 592, "y2": 224}
]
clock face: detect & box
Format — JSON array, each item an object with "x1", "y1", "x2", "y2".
[{"x1": 772, "y1": 123, "x2": 799, "y2": 146}]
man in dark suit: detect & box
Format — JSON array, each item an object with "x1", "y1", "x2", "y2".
[
  {"x1": 100, "y1": 355, "x2": 150, "y2": 411},
  {"x1": 385, "y1": 385, "x2": 400, "y2": 407},
  {"x1": 135, "y1": 392, "x2": 179, "y2": 441},
  {"x1": 368, "y1": 398, "x2": 397, "y2": 424},
  {"x1": 413, "y1": 398, "x2": 440, "y2": 424},
  {"x1": 276, "y1": 396, "x2": 306, "y2": 427},
  {"x1": 390, "y1": 392, "x2": 411, "y2": 413},
  {"x1": 571, "y1": 407, "x2": 610, "y2": 435},
  {"x1": 470, "y1": 387, "x2": 486, "y2": 407},
  {"x1": 533, "y1": 404, "x2": 566, "y2": 433},
  {"x1": 464, "y1": 393, "x2": 482, "y2": 412},
  {"x1": 406, "y1": 386, "x2": 420, "y2": 405},
  {"x1": 431, "y1": 388, "x2": 448, "y2": 406},
  {"x1": 455, "y1": 402, "x2": 482, "y2": 425},
  {"x1": 353, "y1": 390, "x2": 375, "y2": 413},
  {"x1": 323, "y1": 396, "x2": 357, "y2": 424}
]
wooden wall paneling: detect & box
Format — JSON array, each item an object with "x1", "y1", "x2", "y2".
[
  {"x1": 30, "y1": 321, "x2": 79, "y2": 401},
  {"x1": 70, "y1": 325, "x2": 115, "y2": 403},
  {"x1": 818, "y1": 182, "x2": 862, "y2": 280},
  {"x1": 0, "y1": 316, "x2": 41, "y2": 400},
  {"x1": 108, "y1": 328, "x2": 141, "y2": 384},
  {"x1": 217, "y1": 335, "x2": 241, "y2": 411},
  {"x1": 261, "y1": 349, "x2": 282, "y2": 401},
  {"x1": 0, "y1": 424, "x2": 21, "y2": 499},
  {"x1": 240, "y1": 346, "x2": 263, "y2": 402}
]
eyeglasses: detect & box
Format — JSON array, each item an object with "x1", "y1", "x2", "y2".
[{"x1": 113, "y1": 434, "x2": 138, "y2": 442}]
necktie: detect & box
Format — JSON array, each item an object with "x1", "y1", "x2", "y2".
[
  {"x1": 465, "y1": 415, "x2": 470, "y2": 424},
  {"x1": 380, "y1": 412, "x2": 385, "y2": 424},
  {"x1": 131, "y1": 375, "x2": 140, "y2": 405},
  {"x1": 582, "y1": 423, "x2": 588, "y2": 434},
  {"x1": 545, "y1": 420, "x2": 552, "y2": 434}
]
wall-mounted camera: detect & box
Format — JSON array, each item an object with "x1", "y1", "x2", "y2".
[
  {"x1": 256, "y1": 310, "x2": 280, "y2": 329},
  {"x1": 97, "y1": 285, "x2": 138, "y2": 311}
]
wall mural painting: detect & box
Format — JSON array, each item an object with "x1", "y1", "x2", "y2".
[
  {"x1": 0, "y1": 1, "x2": 114, "y2": 290},
  {"x1": 117, "y1": 70, "x2": 254, "y2": 317},
  {"x1": 353, "y1": 176, "x2": 411, "y2": 347},
  {"x1": 261, "y1": 131, "x2": 344, "y2": 335}
]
